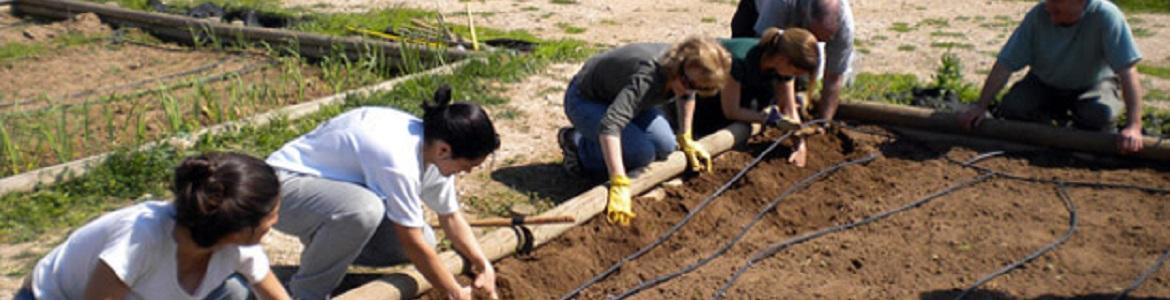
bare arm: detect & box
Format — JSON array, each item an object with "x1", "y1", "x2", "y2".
[
  {"x1": 600, "y1": 134, "x2": 625, "y2": 178},
  {"x1": 252, "y1": 271, "x2": 291, "y2": 300},
  {"x1": 676, "y1": 92, "x2": 697, "y2": 134},
  {"x1": 817, "y1": 71, "x2": 845, "y2": 120},
  {"x1": 392, "y1": 224, "x2": 467, "y2": 299},
  {"x1": 721, "y1": 80, "x2": 768, "y2": 123},
  {"x1": 439, "y1": 212, "x2": 498, "y2": 299},
  {"x1": 83, "y1": 261, "x2": 131, "y2": 300},
  {"x1": 959, "y1": 61, "x2": 1013, "y2": 130},
  {"x1": 1116, "y1": 65, "x2": 1145, "y2": 153},
  {"x1": 774, "y1": 79, "x2": 801, "y2": 122}
]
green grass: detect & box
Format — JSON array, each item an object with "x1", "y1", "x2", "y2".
[
  {"x1": 550, "y1": 0, "x2": 578, "y2": 4},
  {"x1": 0, "y1": 32, "x2": 104, "y2": 63},
  {"x1": 930, "y1": 31, "x2": 965, "y2": 38},
  {"x1": 890, "y1": 22, "x2": 914, "y2": 33},
  {"x1": 701, "y1": 17, "x2": 717, "y2": 23},
  {"x1": 930, "y1": 42, "x2": 975, "y2": 50},
  {"x1": 0, "y1": 39, "x2": 594, "y2": 243},
  {"x1": 919, "y1": 18, "x2": 950, "y2": 28},
  {"x1": 556, "y1": 22, "x2": 586, "y2": 34},
  {"x1": 897, "y1": 44, "x2": 916, "y2": 52},
  {"x1": 1148, "y1": 89, "x2": 1170, "y2": 102},
  {"x1": 1133, "y1": 27, "x2": 1155, "y2": 38},
  {"x1": 1113, "y1": 0, "x2": 1170, "y2": 14},
  {"x1": 293, "y1": 8, "x2": 538, "y2": 43},
  {"x1": 1139, "y1": 64, "x2": 1170, "y2": 79},
  {"x1": 845, "y1": 73, "x2": 920, "y2": 104},
  {"x1": 0, "y1": 42, "x2": 46, "y2": 63}
]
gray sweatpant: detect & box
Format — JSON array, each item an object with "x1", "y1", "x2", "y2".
[{"x1": 273, "y1": 171, "x2": 436, "y2": 300}]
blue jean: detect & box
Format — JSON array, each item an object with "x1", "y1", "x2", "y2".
[{"x1": 564, "y1": 82, "x2": 677, "y2": 176}]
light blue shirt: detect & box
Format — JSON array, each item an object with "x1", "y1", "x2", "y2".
[
  {"x1": 998, "y1": 0, "x2": 1142, "y2": 90},
  {"x1": 266, "y1": 107, "x2": 460, "y2": 228}
]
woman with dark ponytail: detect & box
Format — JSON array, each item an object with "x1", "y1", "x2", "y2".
[
  {"x1": 266, "y1": 85, "x2": 501, "y2": 300},
  {"x1": 21, "y1": 152, "x2": 288, "y2": 300}
]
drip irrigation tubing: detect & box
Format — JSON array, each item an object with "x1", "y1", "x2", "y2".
[
  {"x1": 0, "y1": 55, "x2": 234, "y2": 110},
  {"x1": 1, "y1": 57, "x2": 273, "y2": 119},
  {"x1": 1113, "y1": 249, "x2": 1170, "y2": 300},
  {"x1": 955, "y1": 182, "x2": 1078, "y2": 299},
  {"x1": 611, "y1": 152, "x2": 879, "y2": 299},
  {"x1": 559, "y1": 120, "x2": 828, "y2": 300},
  {"x1": 836, "y1": 123, "x2": 1170, "y2": 195},
  {"x1": 711, "y1": 173, "x2": 995, "y2": 300}
]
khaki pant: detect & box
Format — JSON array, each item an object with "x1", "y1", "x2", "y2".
[{"x1": 996, "y1": 74, "x2": 1125, "y2": 132}]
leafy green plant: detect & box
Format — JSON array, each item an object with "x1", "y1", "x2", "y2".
[{"x1": 931, "y1": 52, "x2": 978, "y2": 102}]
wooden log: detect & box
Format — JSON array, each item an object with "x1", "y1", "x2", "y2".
[
  {"x1": 836, "y1": 101, "x2": 1170, "y2": 162},
  {"x1": 12, "y1": 0, "x2": 471, "y2": 62},
  {"x1": 336, "y1": 123, "x2": 758, "y2": 300},
  {"x1": 428, "y1": 215, "x2": 576, "y2": 228}
]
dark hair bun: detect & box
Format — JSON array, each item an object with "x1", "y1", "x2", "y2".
[
  {"x1": 172, "y1": 152, "x2": 279, "y2": 248},
  {"x1": 423, "y1": 84, "x2": 454, "y2": 113}
]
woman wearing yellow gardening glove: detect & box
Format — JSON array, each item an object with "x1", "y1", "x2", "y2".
[
  {"x1": 557, "y1": 37, "x2": 731, "y2": 225},
  {"x1": 677, "y1": 132, "x2": 713, "y2": 172}
]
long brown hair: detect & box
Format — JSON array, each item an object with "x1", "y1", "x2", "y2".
[
  {"x1": 759, "y1": 27, "x2": 821, "y2": 112},
  {"x1": 659, "y1": 36, "x2": 733, "y2": 93}
]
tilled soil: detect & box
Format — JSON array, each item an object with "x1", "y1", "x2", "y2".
[{"x1": 425, "y1": 127, "x2": 1170, "y2": 299}]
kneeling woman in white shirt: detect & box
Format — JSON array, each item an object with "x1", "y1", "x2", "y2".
[
  {"x1": 266, "y1": 85, "x2": 501, "y2": 300},
  {"x1": 19, "y1": 152, "x2": 289, "y2": 300}
]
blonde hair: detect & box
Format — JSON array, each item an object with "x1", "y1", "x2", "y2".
[
  {"x1": 760, "y1": 27, "x2": 820, "y2": 115},
  {"x1": 659, "y1": 36, "x2": 733, "y2": 92}
]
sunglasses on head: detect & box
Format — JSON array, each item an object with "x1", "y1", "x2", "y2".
[{"x1": 678, "y1": 60, "x2": 720, "y2": 96}]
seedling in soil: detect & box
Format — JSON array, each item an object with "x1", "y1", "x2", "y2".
[{"x1": 890, "y1": 22, "x2": 914, "y2": 33}]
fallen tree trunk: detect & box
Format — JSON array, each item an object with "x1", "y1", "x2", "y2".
[
  {"x1": 836, "y1": 101, "x2": 1170, "y2": 162},
  {"x1": 336, "y1": 122, "x2": 759, "y2": 300},
  {"x1": 12, "y1": 0, "x2": 471, "y2": 63}
]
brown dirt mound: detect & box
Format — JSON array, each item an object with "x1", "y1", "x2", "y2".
[{"x1": 423, "y1": 127, "x2": 1170, "y2": 299}]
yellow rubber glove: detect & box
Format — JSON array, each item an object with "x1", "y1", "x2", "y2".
[
  {"x1": 606, "y1": 174, "x2": 634, "y2": 225},
  {"x1": 676, "y1": 132, "x2": 712, "y2": 173}
]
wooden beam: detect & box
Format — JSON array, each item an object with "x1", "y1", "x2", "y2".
[
  {"x1": 12, "y1": 0, "x2": 472, "y2": 62},
  {"x1": 336, "y1": 123, "x2": 759, "y2": 300},
  {"x1": 836, "y1": 101, "x2": 1170, "y2": 162}
]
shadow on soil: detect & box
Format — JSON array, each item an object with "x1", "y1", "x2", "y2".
[
  {"x1": 921, "y1": 289, "x2": 1170, "y2": 300},
  {"x1": 490, "y1": 162, "x2": 599, "y2": 205}
]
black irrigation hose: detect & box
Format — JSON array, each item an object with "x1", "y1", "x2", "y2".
[
  {"x1": 711, "y1": 173, "x2": 995, "y2": 300},
  {"x1": 836, "y1": 123, "x2": 1170, "y2": 195},
  {"x1": 955, "y1": 182, "x2": 1078, "y2": 299},
  {"x1": 1113, "y1": 249, "x2": 1170, "y2": 300},
  {"x1": 0, "y1": 56, "x2": 234, "y2": 110},
  {"x1": 611, "y1": 152, "x2": 879, "y2": 299},
  {"x1": 1, "y1": 58, "x2": 273, "y2": 119},
  {"x1": 559, "y1": 120, "x2": 828, "y2": 300}
]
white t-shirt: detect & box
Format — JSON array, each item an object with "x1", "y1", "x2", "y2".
[
  {"x1": 266, "y1": 107, "x2": 460, "y2": 228},
  {"x1": 31, "y1": 201, "x2": 270, "y2": 300}
]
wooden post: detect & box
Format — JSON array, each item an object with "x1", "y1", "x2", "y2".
[
  {"x1": 12, "y1": 0, "x2": 472, "y2": 62},
  {"x1": 836, "y1": 101, "x2": 1170, "y2": 162},
  {"x1": 336, "y1": 123, "x2": 758, "y2": 300}
]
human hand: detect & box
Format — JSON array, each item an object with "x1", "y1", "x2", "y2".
[
  {"x1": 606, "y1": 174, "x2": 635, "y2": 225},
  {"x1": 676, "y1": 132, "x2": 712, "y2": 172},
  {"x1": 446, "y1": 286, "x2": 472, "y2": 300},
  {"x1": 472, "y1": 263, "x2": 498, "y2": 300},
  {"x1": 1117, "y1": 125, "x2": 1144, "y2": 154},
  {"x1": 787, "y1": 139, "x2": 808, "y2": 168},
  {"x1": 958, "y1": 105, "x2": 988, "y2": 131}
]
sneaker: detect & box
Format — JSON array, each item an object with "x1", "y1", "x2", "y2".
[{"x1": 557, "y1": 127, "x2": 583, "y2": 176}]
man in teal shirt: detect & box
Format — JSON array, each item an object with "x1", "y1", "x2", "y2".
[{"x1": 958, "y1": 0, "x2": 1146, "y2": 154}]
